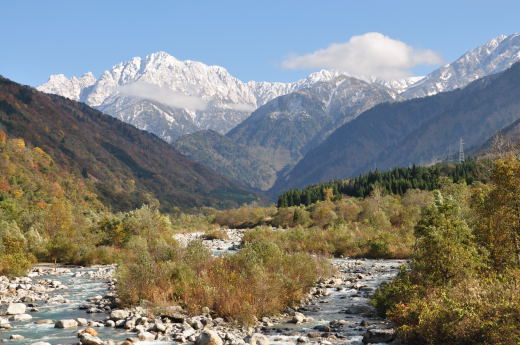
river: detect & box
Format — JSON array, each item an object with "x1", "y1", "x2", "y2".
[{"x1": 1, "y1": 231, "x2": 404, "y2": 345}]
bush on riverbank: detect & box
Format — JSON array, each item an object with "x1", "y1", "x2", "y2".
[
  {"x1": 116, "y1": 240, "x2": 332, "y2": 324},
  {"x1": 372, "y1": 157, "x2": 520, "y2": 345},
  {"x1": 240, "y1": 188, "x2": 433, "y2": 259}
]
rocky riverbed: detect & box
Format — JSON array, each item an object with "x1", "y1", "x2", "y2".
[{"x1": 0, "y1": 229, "x2": 405, "y2": 345}]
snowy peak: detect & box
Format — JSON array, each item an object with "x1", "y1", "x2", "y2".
[
  {"x1": 39, "y1": 72, "x2": 96, "y2": 101},
  {"x1": 402, "y1": 33, "x2": 520, "y2": 98},
  {"x1": 36, "y1": 34, "x2": 520, "y2": 142}
]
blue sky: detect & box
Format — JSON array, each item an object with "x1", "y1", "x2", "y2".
[{"x1": 1, "y1": 0, "x2": 519, "y2": 86}]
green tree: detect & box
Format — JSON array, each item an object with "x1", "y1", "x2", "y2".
[
  {"x1": 477, "y1": 156, "x2": 520, "y2": 270},
  {"x1": 411, "y1": 191, "x2": 482, "y2": 286}
]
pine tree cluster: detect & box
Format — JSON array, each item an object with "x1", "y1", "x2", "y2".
[{"x1": 277, "y1": 159, "x2": 486, "y2": 207}]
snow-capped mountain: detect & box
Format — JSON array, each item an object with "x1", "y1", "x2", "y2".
[
  {"x1": 38, "y1": 52, "x2": 344, "y2": 142},
  {"x1": 402, "y1": 33, "x2": 520, "y2": 98},
  {"x1": 37, "y1": 34, "x2": 520, "y2": 144},
  {"x1": 41, "y1": 72, "x2": 96, "y2": 101}
]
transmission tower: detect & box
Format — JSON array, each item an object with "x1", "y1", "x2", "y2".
[{"x1": 459, "y1": 137, "x2": 465, "y2": 163}]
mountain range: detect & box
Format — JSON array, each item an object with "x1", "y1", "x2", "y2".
[
  {"x1": 277, "y1": 60, "x2": 520, "y2": 191},
  {"x1": 0, "y1": 76, "x2": 259, "y2": 211},
  {"x1": 37, "y1": 33, "x2": 520, "y2": 196},
  {"x1": 38, "y1": 56, "x2": 352, "y2": 142}
]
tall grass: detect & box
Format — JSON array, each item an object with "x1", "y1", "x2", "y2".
[{"x1": 117, "y1": 240, "x2": 332, "y2": 324}]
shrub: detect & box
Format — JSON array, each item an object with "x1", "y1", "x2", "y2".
[
  {"x1": 0, "y1": 252, "x2": 35, "y2": 276},
  {"x1": 116, "y1": 239, "x2": 332, "y2": 324},
  {"x1": 202, "y1": 230, "x2": 229, "y2": 241}
]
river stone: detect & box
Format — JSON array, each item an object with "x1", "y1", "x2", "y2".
[
  {"x1": 138, "y1": 331, "x2": 156, "y2": 340},
  {"x1": 31, "y1": 343, "x2": 51, "y2": 345},
  {"x1": 0, "y1": 317, "x2": 11, "y2": 329},
  {"x1": 105, "y1": 320, "x2": 116, "y2": 327},
  {"x1": 6, "y1": 303, "x2": 26, "y2": 315},
  {"x1": 110, "y1": 309, "x2": 130, "y2": 320},
  {"x1": 79, "y1": 333, "x2": 104, "y2": 345},
  {"x1": 55, "y1": 319, "x2": 79, "y2": 328},
  {"x1": 81, "y1": 327, "x2": 99, "y2": 336},
  {"x1": 246, "y1": 333, "x2": 270, "y2": 345},
  {"x1": 191, "y1": 319, "x2": 203, "y2": 330},
  {"x1": 291, "y1": 312, "x2": 305, "y2": 324},
  {"x1": 362, "y1": 328, "x2": 395, "y2": 344},
  {"x1": 195, "y1": 330, "x2": 223, "y2": 345},
  {"x1": 314, "y1": 324, "x2": 331, "y2": 332},
  {"x1": 10, "y1": 313, "x2": 32, "y2": 321},
  {"x1": 34, "y1": 319, "x2": 54, "y2": 324},
  {"x1": 10, "y1": 334, "x2": 25, "y2": 340},
  {"x1": 76, "y1": 317, "x2": 88, "y2": 326}
]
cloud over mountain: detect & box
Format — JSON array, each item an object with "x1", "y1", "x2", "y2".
[
  {"x1": 282, "y1": 32, "x2": 443, "y2": 80},
  {"x1": 118, "y1": 81, "x2": 208, "y2": 111}
]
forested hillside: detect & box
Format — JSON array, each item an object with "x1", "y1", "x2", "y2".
[
  {"x1": 278, "y1": 160, "x2": 488, "y2": 207},
  {"x1": 0, "y1": 76, "x2": 259, "y2": 211}
]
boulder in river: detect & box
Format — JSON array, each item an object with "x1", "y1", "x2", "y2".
[
  {"x1": 6, "y1": 303, "x2": 26, "y2": 315},
  {"x1": 55, "y1": 319, "x2": 79, "y2": 328},
  {"x1": 80, "y1": 327, "x2": 99, "y2": 337},
  {"x1": 362, "y1": 328, "x2": 395, "y2": 344},
  {"x1": 246, "y1": 333, "x2": 270, "y2": 345},
  {"x1": 79, "y1": 332, "x2": 104, "y2": 345},
  {"x1": 195, "y1": 330, "x2": 223, "y2": 345},
  {"x1": 0, "y1": 317, "x2": 11, "y2": 329},
  {"x1": 76, "y1": 317, "x2": 88, "y2": 326},
  {"x1": 9, "y1": 313, "x2": 32, "y2": 321},
  {"x1": 291, "y1": 312, "x2": 306, "y2": 324}
]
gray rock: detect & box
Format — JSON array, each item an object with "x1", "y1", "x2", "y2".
[
  {"x1": 30, "y1": 342, "x2": 52, "y2": 345},
  {"x1": 10, "y1": 335, "x2": 25, "y2": 340},
  {"x1": 9, "y1": 313, "x2": 32, "y2": 321},
  {"x1": 291, "y1": 312, "x2": 305, "y2": 324},
  {"x1": 246, "y1": 333, "x2": 270, "y2": 345},
  {"x1": 105, "y1": 319, "x2": 116, "y2": 328},
  {"x1": 195, "y1": 330, "x2": 223, "y2": 345},
  {"x1": 124, "y1": 319, "x2": 136, "y2": 329},
  {"x1": 110, "y1": 309, "x2": 129, "y2": 320},
  {"x1": 313, "y1": 324, "x2": 331, "y2": 332},
  {"x1": 76, "y1": 318, "x2": 88, "y2": 326},
  {"x1": 191, "y1": 319, "x2": 204, "y2": 330},
  {"x1": 6, "y1": 303, "x2": 26, "y2": 315},
  {"x1": 138, "y1": 331, "x2": 156, "y2": 340},
  {"x1": 79, "y1": 333, "x2": 104, "y2": 345},
  {"x1": 155, "y1": 322, "x2": 167, "y2": 332},
  {"x1": 362, "y1": 328, "x2": 395, "y2": 344},
  {"x1": 55, "y1": 319, "x2": 79, "y2": 328}
]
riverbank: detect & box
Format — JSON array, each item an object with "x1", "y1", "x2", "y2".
[{"x1": 0, "y1": 230, "x2": 404, "y2": 345}]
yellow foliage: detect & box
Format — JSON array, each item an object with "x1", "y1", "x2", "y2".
[
  {"x1": 9, "y1": 138, "x2": 25, "y2": 148},
  {"x1": 13, "y1": 189, "x2": 24, "y2": 199},
  {"x1": 33, "y1": 147, "x2": 46, "y2": 156}
]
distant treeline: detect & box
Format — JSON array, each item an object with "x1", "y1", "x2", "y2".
[{"x1": 277, "y1": 159, "x2": 488, "y2": 207}]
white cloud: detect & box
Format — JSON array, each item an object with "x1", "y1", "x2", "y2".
[
  {"x1": 282, "y1": 32, "x2": 444, "y2": 80},
  {"x1": 118, "y1": 81, "x2": 207, "y2": 111}
]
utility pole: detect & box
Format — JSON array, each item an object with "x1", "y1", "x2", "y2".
[{"x1": 459, "y1": 138, "x2": 465, "y2": 163}]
